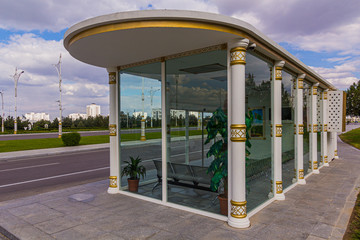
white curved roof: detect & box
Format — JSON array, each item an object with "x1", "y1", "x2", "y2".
[{"x1": 64, "y1": 10, "x2": 335, "y2": 90}]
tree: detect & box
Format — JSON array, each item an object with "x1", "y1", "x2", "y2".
[{"x1": 346, "y1": 80, "x2": 360, "y2": 116}]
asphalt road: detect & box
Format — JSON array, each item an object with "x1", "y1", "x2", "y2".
[
  {"x1": 0, "y1": 127, "x2": 199, "y2": 141},
  {"x1": 0, "y1": 138, "x2": 209, "y2": 202}
]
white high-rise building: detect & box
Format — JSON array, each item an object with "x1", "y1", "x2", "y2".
[
  {"x1": 69, "y1": 113, "x2": 88, "y2": 120},
  {"x1": 86, "y1": 103, "x2": 101, "y2": 117},
  {"x1": 133, "y1": 111, "x2": 147, "y2": 118},
  {"x1": 24, "y1": 112, "x2": 50, "y2": 123}
]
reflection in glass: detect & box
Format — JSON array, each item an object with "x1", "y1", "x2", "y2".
[
  {"x1": 119, "y1": 62, "x2": 162, "y2": 200},
  {"x1": 282, "y1": 71, "x2": 296, "y2": 190},
  {"x1": 166, "y1": 49, "x2": 227, "y2": 214},
  {"x1": 303, "y1": 82, "x2": 310, "y2": 174},
  {"x1": 245, "y1": 53, "x2": 272, "y2": 211}
]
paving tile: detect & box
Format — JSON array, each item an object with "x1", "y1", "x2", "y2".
[
  {"x1": 306, "y1": 234, "x2": 327, "y2": 240},
  {"x1": 8, "y1": 225, "x2": 54, "y2": 240},
  {"x1": 310, "y1": 222, "x2": 333, "y2": 239},
  {"x1": 52, "y1": 224, "x2": 105, "y2": 240},
  {"x1": 111, "y1": 222, "x2": 160, "y2": 240},
  {"x1": 147, "y1": 230, "x2": 189, "y2": 240},
  {"x1": 34, "y1": 215, "x2": 82, "y2": 234}
]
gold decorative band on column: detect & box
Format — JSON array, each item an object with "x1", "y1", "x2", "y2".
[
  {"x1": 294, "y1": 124, "x2": 297, "y2": 134},
  {"x1": 320, "y1": 155, "x2": 323, "y2": 163},
  {"x1": 334, "y1": 150, "x2": 338, "y2": 156},
  {"x1": 299, "y1": 169, "x2": 304, "y2": 179},
  {"x1": 319, "y1": 124, "x2": 322, "y2": 132},
  {"x1": 313, "y1": 86, "x2": 318, "y2": 95},
  {"x1": 294, "y1": 168, "x2": 297, "y2": 178},
  {"x1": 313, "y1": 124, "x2": 318, "y2": 133},
  {"x1": 59, "y1": 122, "x2": 62, "y2": 125},
  {"x1": 298, "y1": 78, "x2": 304, "y2": 89},
  {"x1": 275, "y1": 67, "x2": 283, "y2": 80},
  {"x1": 141, "y1": 119, "x2": 145, "y2": 122},
  {"x1": 230, "y1": 47, "x2": 246, "y2": 65},
  {"x1": 276, "y1": 181, "x2": 283, "y2": 194},
  {"x1": 230, "y1": 124, "x2": 246, "y2": 142},
  {"x1": 109, "y1": 72, "x2": 116, "y2": 84},
  {"x1": 275, "y1": 124, "x2": 282, "y2": 137},
  {"x1": 313, "y1": 161, "x2": 318, "y2": 170},
  {"x1": 269, "y1": 67, "x2": 273, "y2": 81},
  {"x1": 270, "y1": 124, "x2": 273, "y2": 137},
  {"x1": 324, "y1": 156, "x2": 328, "y2": 163},
  {"x1": 324, "y1": 124, "x2": 328, "y2": 132},
  {"x1": 299, "y1": 124, "x2": 304, "y2": 135},
  {"x1": 109, "y1": 176, "x2": 117, "y2": 188},
  {"x1": 308, "y1": 124, "x2": 312, "y2": 132},
  {"x1": 323, "y1": 91, "x2": 328, "y2": 99},
  {"x1": 109, "y1": 124, "x2": 117, "y2": 136},
  {"x1": 270, "y1": 180, "x2": 273, "y2": 193},
  {"x1": 230, "y1": 200, "x2": 247, "y2": 218}
]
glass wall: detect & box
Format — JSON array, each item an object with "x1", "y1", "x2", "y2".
[
  {"x1": 303, "y1": 82, "x2": 310, "y2": 174},
  {"x1": 165, "y1": 49, "x2": 227, "y2": 214},
  {"x1": 119, "y1": 62, "x2": 162, "y2": 200},
  {"x1": 245, "y1": 53, "x2": 272, "y2": 211},
  {"x1": 282, "y1": 71, "x2": 295, "y2": 189}
]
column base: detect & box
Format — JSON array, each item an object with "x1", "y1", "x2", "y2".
[
  {"x1": 334, "y1": 156, "x2": 339, "y2": 159},
  {"x1": 107, "y1": 187, "x2": 118, "y2": 194},
  {"x1": 228, "y1": 216, "x2": 250, "y2": 228},
  {"x1": 292, "y1": 178, "x2": 297, "y2": 184},
  {"x1": 313, "y1": 169, "x2": 320, "y2": 174},
  {"x1": 274, "y1": 193, "x2": 285, "y2": 201},
  {"x1": 323, "y1": 162, "x2": 329, "y2": 167},
  {"x1": 298, "y1": 179, "x2": 306, "y2": 185},
  {"x1": 140, "y1": 136, "x2": 146, "y2": 141},
  {"x1": 268, "y1": 192, "x2": 274, "y2": 199}
]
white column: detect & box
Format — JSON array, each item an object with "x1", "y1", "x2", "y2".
[
  {"x1": 185, "y1": 110, "x2": 190, "y2": 164},
  {"x1": 310, "y1": 84, "x2": 320, "y2": 174},
  {"x1": 271, "y1": 60, "x2": 285, "y2": 200},
  {"x1": 295, "y1": 74, "x2": 306, "y2": 184},
  {"x1": 228, "y1": 38, "x2": 250, "y2": 228},
  {"x1": 107, "y1": 68, "x2": 119, "y2": 194},
  {"x1": 333, "y1": 132, "x2": 339, "y2": 159},
  {"x1": 327, "y1": 131, "x2": 334, "y2": 160},
  {"x1": 321, "y1": 91, "x2": 329, "y2": 166},
  {"x1": 140, "y1": 119, "x2": 146, "y2": 141}
]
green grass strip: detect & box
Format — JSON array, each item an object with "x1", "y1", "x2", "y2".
[
  {"x1": 0, "y1": 130, "x2": 205, "y2": 153},
  {"x1": 339, "y1": 127, "x2": 360, "y2": 150}
]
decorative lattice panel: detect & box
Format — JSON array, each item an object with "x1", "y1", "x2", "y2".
[
  {"x1": 317, "y1": 91, "x2": 322, "y2": 126},
  {"x1": 328, "y1": 91, "x2": 346, "y2": 132}
]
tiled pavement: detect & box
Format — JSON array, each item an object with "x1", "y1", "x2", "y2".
[{"x1": 0, "y1": 136, "x2": 359, "y2": 239}]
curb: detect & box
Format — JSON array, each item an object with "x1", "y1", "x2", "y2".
[{"x1": 0, "y1": 225, "x2": 19, "y2": 240}]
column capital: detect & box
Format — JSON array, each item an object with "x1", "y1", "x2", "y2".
[
  {"x1": 297, "y1": 73, "x2": 306, "y2": 79},
  {"x1": 106, "y1": 67, "x2": 117, "y2": 73},
  {"x1": 229, "y1": 39, "x2": 249, "y2": 65},
  {"x1": 229, "y1": 38, "x2": 249, "y2": 49},
  {"x1": 274, "y1": 60, "x2": 285, "y2": 69}
]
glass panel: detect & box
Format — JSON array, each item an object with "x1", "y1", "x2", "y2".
[
  {"x1": 119, "y1": 62, "x2": 162, "y2": 200},
  {"x1": 303, "y1": 82, "x2": 310, "y2": 175},
  {"x1": 282, "y1": 71, "x2": 295, "y2": 190},
  {"x1": 166, "y1": 49, "x2": 227, "y2": 215},
  {"x1": 245, "y1": 53, "x2": 272, "y2": 211}
]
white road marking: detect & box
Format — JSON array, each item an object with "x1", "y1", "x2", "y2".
[
  {"x1": 0, "y1": 167, "x2": 109, "y2": 188},
  {"x1": 0, "y1": 163, "x2": 60, "y2": 172}
]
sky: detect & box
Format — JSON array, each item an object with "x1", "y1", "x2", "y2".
[{"x1": 0, "y1": 0, "x2": 359, "y2": 120}]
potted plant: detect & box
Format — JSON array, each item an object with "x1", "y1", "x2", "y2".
[
  {"x1": 206, "y1": 108, "x2": 257, "y2": 216},
  {"x1": 205, "y1": 108, "x2": 228, "y2": 215},
  {"x1": 121, "y1": 156, "x2": 146, "y2": 192}
]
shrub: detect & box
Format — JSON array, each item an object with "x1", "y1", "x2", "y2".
[{"x1": 61, "y1": 132, "x2": 81, "y2": 146}]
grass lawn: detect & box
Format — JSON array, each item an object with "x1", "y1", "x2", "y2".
[
  {"x1": 340, "y1": 127, "x2": 360, "y2": 239},
  {"x1": 0, "y1": 130, "x2": 204, "y2": 153},
  {"x1": 339, "y1": 127, "x2": 360, "y2": 149}
]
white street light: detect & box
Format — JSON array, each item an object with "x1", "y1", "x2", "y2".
[
  {"x1": 149, "y1": 86, "x2": 160, "y2": 128},
  {"x1": 53, "y1": 54, "x2": 62, "y2": 138},
  {"x1": 0, "y1": 90, "x2": 4, "y2": 133},
  {"x1": 12, "y1": 68, "x2": 24, "y2": 134}
]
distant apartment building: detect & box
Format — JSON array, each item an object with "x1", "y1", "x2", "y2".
[
  {"x1": 151, "y1": 109, "x2": 199, "y2": 120},
  {"x1": 86, "y1": 103, "x2": 101, "y2": 117},
  {"x1": 24, "y1": 112, "x2": 50, "y2": 123},
  {"x1": 69, "y1": 113, "x2": 88, "y2": 120},
  {"x1": 133, "y1": 111, "x2": 148, "y2": 118}
]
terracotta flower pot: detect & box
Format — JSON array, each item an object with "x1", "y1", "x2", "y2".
[
  {"x1": 218, "y1": 194, "x2": 228, "y2": 216},
  {"x1": 128, "y1": 178, "x2": 140, "y2": 192}
]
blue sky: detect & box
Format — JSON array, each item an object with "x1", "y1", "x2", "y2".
[{"x1": 0, "y1": 0, "x2": 359, "y2": 119}]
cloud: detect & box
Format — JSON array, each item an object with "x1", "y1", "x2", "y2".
[{"x1": 0, "y1": 33, "x2": 108, "y2": 119}]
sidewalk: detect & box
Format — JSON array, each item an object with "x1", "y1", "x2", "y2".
[{"x1": 0, "y1": 137, "x2": 359, "y2": 240}]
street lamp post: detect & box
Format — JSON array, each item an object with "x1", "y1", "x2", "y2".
[
  {"x1": 12, "y1": 68, "x2": 24, "y2": 134},
  {"x1": 0, "y1": 90, "x2": 4, "y2": 133},
  {"x1": 149, "y1": 86, "x2": 160, "y2": 128},
  {"x1": 53, "y1": 54, "x2": 62, "y2": 138}
]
